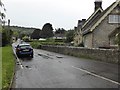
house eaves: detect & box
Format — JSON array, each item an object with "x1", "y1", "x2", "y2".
[
  {"x1": 82, "y1": 9, "x2": 103, "y2": 36},
  {"x1": 83, "y1": 30, "x2": 92, "y2": 36},
  {"x1": 90, "y1": 1, "x2": 119, "y2": 32},
  {"x1": 82, "y1": 8, "x2": 103, "y2": 29}
]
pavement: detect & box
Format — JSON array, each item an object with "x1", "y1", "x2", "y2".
[{"x1": 12, "y1": 43, "x2": 120, "y2": 88}]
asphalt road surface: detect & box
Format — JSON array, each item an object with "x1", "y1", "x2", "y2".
[{"x1": 12, "y1": 47, "x2": 119, "y2": 88}]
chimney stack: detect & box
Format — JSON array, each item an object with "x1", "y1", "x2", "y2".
[
  {"x1": 77, "y1": 20, "x2": 82, "y2": 27},
  {"x1": 94, "y1": 0, "x2": 102, "y2": 11},
  {"x1": 77, "y1": 19, "x2": 86, "y2": 27},
  {"x1": 8, "y1": 19, "x2": 10, "y2": 26}
]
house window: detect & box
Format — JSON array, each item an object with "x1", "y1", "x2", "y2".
[{"x1": 109, "y1": 15, "x2": 120, "y2": 23}]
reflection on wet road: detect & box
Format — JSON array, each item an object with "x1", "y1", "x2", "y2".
[{"x1": 14, "y1": 49, "x2": 119, "y2": 88}]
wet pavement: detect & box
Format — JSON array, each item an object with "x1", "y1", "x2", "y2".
[{"x1": 12, "y1": 45, "x2": 119, "y2": 88}]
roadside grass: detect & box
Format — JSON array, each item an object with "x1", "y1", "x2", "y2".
[
  {"x1": 0, "y1": 47, "x2": 2, "y2": 90},
  {"x1": 2, "y1": 46, "x2": 15, "y2": 89}
]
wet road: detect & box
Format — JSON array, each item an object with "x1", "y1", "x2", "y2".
[{"x1": 13, "y1": 48, "x2": 119, "y2": 88}]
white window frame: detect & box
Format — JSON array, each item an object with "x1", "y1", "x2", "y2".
[{"x1": 109, "y1": 15, "x2": 120, "y2": 24}]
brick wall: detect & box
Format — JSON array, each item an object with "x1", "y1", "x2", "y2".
[{"x1": 41, "y1": 45, "x2": 119, "y2": 64}]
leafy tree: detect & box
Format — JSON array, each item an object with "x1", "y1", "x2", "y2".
[
  {"x1": 0, "y1": 0, "x2": 3, "y2": 7},
  {"x1": 31, "y1": 29, "x2": 41, "y2": 39},
  {"x1": 13, "y1": 31, "x2": 19, "y2": 37},
  {"x1": 65, "y1": 30, "x2": 74, "y2": 43},
  {"x1": 41, "y1": 23, "x2": 54, "y2": 38},
  {"x1": 22, "y1": 36, "x2": 29, "y2": 42},
  {"x1": 0, "y1": 0, "x2": 6, "y2": 25},
  {"x1": 2, "y1": 27, "x2": 13, "y2": 46},
  {"x1": 55, "y1": 28, "x2": 66, "y2": 34}
]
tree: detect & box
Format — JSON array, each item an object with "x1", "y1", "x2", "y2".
[
  {"x1": 31, "y1": 29, "x2": 41, "y2": 39},
  {"x1": 22, "y1": 35, "x2": 29, "y2": 42},
  {"x1": 41, "y1": 23, "x2": 54, "y2": 38},
  {"x1": 65, "y1": 30, "x2": 74, "y2": 43},
  {"x1": 55, "y1": 28, "x2": 66, "y2": 34},
  {"x1": 0, "y1": 0, "x2": 6, "y2": 26},
  {"x1": 2, "y1": 27, "x2": 13, "y2": 46}
]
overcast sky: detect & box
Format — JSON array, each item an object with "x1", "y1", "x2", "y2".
[{"x1": 3, "y1": 0, "x2": 116, "y2": 30}]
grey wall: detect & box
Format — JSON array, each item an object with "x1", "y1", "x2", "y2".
[{"x1": 41, "y1": 45, "x2": 119, "y2": 64}]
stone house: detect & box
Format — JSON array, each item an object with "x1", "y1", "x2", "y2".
[{"x1": 74, "y1": 0, "x2": 120, "y2": 48}]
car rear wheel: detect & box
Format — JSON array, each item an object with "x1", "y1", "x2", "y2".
[
  {"x1": 30, "y1": 54, "x2": 33, "y2": 58},
  {"x1": 17, "y1": 54, "x2": 21, "y2": 58}
]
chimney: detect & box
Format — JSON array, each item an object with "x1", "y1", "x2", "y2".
[
  {"x1": 74, "y1": 26, "x2": 77, "y2": 31},
  {"x1": 82, "y1": 19, "x2": 86, "y2": 24},
  {"x1": 8, "y1": 19, "x2": 10, "y2": 26},
  {"x1": 77, "y1": 19, "x2": 86, "y2": 27},
  {"x1": 94, "y1": 0, "x2": 102, "y2": 11},
  {"x1": 77, "y1": 20, "x2": 82, "y2": 27}
]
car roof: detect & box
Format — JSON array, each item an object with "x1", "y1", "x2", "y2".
[{"x1": 18, "y1": 43, "x2": 30, "y2": 46}]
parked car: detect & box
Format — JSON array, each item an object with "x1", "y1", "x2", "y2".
[{"x1": 15, "y1": 43, "x2": 33, "y2": 58}]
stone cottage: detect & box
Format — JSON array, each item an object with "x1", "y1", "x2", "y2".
[{"x1": 74, "y1": 0, "x2": 120, "y2": 48}]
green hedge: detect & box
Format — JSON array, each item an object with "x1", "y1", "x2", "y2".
[{"x1": 30, "y1": 40, "x2": 65, "y2": 49}]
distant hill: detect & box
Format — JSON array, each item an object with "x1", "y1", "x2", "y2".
[{"x1": 7, "y1": 26, "x2": 40, "y2": 35}]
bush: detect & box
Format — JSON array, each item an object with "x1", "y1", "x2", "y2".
[
  {"x1": 30, "y1": 42, "x2": 41, "y2": 48},
  {"x1": 2, "y1": 27, "x2": 13, "y2": 46},
  {"x1": 22, "y1": 36, "x2": 30, "y2": 42}
]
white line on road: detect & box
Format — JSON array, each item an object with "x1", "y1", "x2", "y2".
[
  {"x1": 72, "y1": 66, "x2": 120, "y2": 86},
  {"x1": 16, "y1": 56, "x2": 24, "y2": 69},
  {"x1": 12, "y1": 44, "x2": 24, "y2": 69}
]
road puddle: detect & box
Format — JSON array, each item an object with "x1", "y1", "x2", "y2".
[
  {"x1": 38, "y1": 54, "x2": 53, "y2": 59},
  {"x1": 25, "y1": 65, "x2": 32, "y2": 69},
  {"x1": 56, "y1": 56, "x2": 63, "y2": 58}
]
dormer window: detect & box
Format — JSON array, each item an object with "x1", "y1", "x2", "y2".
[{"x1": 109, "y1": 15, "x2": 120, "y2": 23}]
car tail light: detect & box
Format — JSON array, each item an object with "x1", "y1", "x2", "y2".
[
  {"x1": 16, "y1": 48, "x2": 20, "y2": 52},
  {"x1": 30, "y1": 49, "x2": 33, "y2": 51}
]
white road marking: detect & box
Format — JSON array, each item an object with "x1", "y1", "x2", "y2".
[
  {"x1": 16, "y1": 57, "x2": 24, "y2": 69},
  {"x1": 12, "y1": 44, "x2": 24, "y2": 69},
  {"x1": 72, "y1": 66, "x2": 120, "y2": 86}
]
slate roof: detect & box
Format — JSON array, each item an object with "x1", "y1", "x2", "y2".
[{"x1": 82, "y1": 1, "x2": 117, "y2": 36}]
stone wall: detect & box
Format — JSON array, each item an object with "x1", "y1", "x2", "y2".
[{"x1": 41, "y1": 45, "x2": 119, "y2": 64}]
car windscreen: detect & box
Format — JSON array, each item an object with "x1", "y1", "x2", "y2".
[{"x1": 20, "y1": 45, "x2": 31, "y2": 49}]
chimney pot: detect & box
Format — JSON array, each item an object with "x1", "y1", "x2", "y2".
[{"x1": 94, "y1": 0, "x2": 102, "y2": 11}]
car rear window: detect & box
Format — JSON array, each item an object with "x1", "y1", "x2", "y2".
[{"x1": 20, "y1": 45, "x2": 31, "y2": 49}]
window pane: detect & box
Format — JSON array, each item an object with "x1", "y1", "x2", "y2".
[
  {"x1": 109, "y1": 15, "x2": 119, "y2": 23},
  {"x1": 119, "y1": 15, "x2": 120, "y2": 23}
]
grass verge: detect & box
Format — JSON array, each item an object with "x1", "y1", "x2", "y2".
[
  {"x1": 2, "y1": 46, "x2": 15, "y2": 89},
  {"x1": 0, "y1": 47, "x2": 2, "y2": 90}
]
